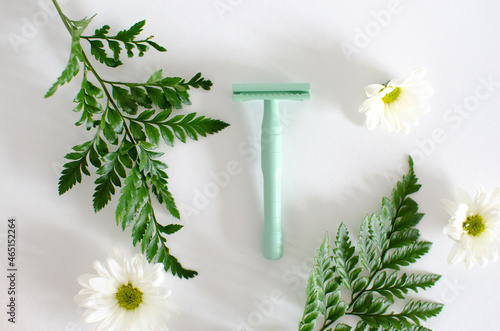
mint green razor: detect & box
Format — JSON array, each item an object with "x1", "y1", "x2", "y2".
[{"x1": 232, "y1": 83, "x2": 310, "y2": 260}]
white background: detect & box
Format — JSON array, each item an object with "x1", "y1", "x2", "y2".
[{"x1": 2, "y1": 0, "x2": 500, "y2": 330}]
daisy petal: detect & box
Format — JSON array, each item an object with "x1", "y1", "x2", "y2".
[
  {"x1": 364, "y1": 84, "x2": 385, "y2": 97},
  {"x1": 358, "y1": 68, "x2": 432, "y2": 133},
  {"x1": 443, "y1": 186, "x2": 500, "y2": 269},
  {"x1": 75, "y1": 247, "x2": 177, "y2": 331}
]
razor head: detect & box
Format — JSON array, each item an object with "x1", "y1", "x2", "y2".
[{"x1": 232, "y1": 83, "x2": 310, "y2": 101}]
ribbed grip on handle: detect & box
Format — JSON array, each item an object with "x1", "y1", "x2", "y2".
[
  {"x1": 263, "y1": 230, "x2": 283, "y2": 260},
  {"x1": 261, "y1": 99, "x2": 283, "y2": 260}
]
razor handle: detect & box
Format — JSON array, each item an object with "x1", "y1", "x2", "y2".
[{"x1": 261, "y1": 99, "x2": 283, "y2": 260}]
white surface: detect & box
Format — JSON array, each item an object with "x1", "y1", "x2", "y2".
[{"x1": 1, "y1": 0, "x2": 500, "y2": 330}]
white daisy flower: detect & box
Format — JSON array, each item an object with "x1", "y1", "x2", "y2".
[
  {"x1": 358, "y1": 67, "x2": 434, "y2": 133},
  {"x1": 442, "y1": 187, "x2": 500, "y2": 269},
  {"x1": 74, "y1": 247, "x2": 178, "y2": 331}
]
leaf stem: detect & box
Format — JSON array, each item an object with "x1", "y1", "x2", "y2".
[
  {"x1": 51, "y1": 0, "x2": 138, "y2": 148},
  {"x1": 81, "y1": 35, "x2": 154, "y2": 43},
  {"x1": 319, "y1": 321, "x2": 333, "y2": 331},
  {"x1": 346, "y1": 188, "x2": 410, "y2": 314},
  {"x1": 51, "y1": 1, "x2": 155, "y2": 229},
  {"x1": 101, "y1": 79, "x2": 189, "y2": 90},
  {"x1": 52, "y1": 0, "x2": 72, "y2": 34},
  {"x1": 82, "y1": 54, "x2": 145, "y2": 151}
]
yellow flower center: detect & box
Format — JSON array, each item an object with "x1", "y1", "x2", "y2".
[
  {"x1": 115, "y1": 282, "x2": 143, "y2": 310},
  {"x1": 381, "y1": 87, "x2": 401, "y2": 104},
  {"x1": 462, "y1": 214, "x2": 486, "y2": 237}
]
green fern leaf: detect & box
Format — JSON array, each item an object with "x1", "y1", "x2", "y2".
[
  {"x1": 48, "y1": 2, "x2": 229, "y2": 280},
  {"x1": 370, "y1": 271, "x2": 441, "y2": 301},
  {"x1": 297, "y1": 156, "x2": 442, "y2": 331},
  {"x1": 45, "y1": 49, "x2": 81, "y2": 98},
  {"x1": 400, "y1": 300, "x2": 444, "y2": 325},
  {"x1": 382, "y1": 241, "x2": 432, "y2": 271},
  {"x1": 187, "y1": 72, "x2": 213, "y2": 90},
  {"x1": 89, "y1": 39, "x2": 122, "y2": 67},
  {"x1": 116, "y1": 166, "x2": 196, "y2": 279},
  {"x1": 58, "y1": 140, "x2": 95, "y2": 195},
  {"x1": 115, "y1": 20, "x2": 146, "y2": 42},
  {"x1": 45, "y1": 15, "x2": 94, "y2": 97},
  {"x1": 389, "y1": 228, "x2": 421, "y2": 249},
  {"x1": 334, "y1": 223, "x2": 362, "y2": 293},
  {"x1": 358, "y1": 215, "x2": 380, "y2": 276},
  {"x1": 151, "y1": 175, "x2": 180, "y2": 219},
  {"x1": 112, "y1": 85, "x2": 138, "y2": 114},
  {"x1": 299, "y1": 234, "x2": 331, "y2": 330},
  {"x1": 93, "y1": 151, "x2": 127, "y2": 212},
  {"x1": 146, "y1": 40, "x2": 167, "y2": 52}
]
